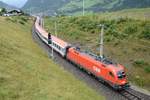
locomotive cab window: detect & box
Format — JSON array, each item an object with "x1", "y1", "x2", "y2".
[
  {"x1": 117, "y1": 71, "x2": 126, "y2": 79},
  {"x1": 75, "y1": 47, "x2": 80, "y2": 51},
  {"x1": 109, "y1": 72, "x2": 114, "y2": 78}
]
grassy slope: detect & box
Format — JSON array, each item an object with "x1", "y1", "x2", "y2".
[
  {"x1": 58, "y1": 0, "x2": 106, "y2": 15},
  {"x1": 59, "y1": 0, "x2": 101, "y2": 11},
  {"x1": 58, "y1": 0, "x2": 150, "y2": 15},
  {"x1": 0, "y1": 16, "x2": 104, "y2": 100},
  {"x1": 97, "y1": 8, "x2": 150, "y2": 20},
  {"x1": 44, "y1": 8, "x2": 150, "y2": 91},
  {"x1": 72, "y1": 7, "x2": 150, "y2": 18}
]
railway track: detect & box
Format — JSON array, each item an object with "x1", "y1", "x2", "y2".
[
  {"x1": 120, "y1": 88, "x2": 150, "y2": 100},
  {"x1": 32, "y1": 25, "x2": 150, "y2": 100},
  {"x1": 120, "y1": 89, "x2": 142, "y2": 100}
]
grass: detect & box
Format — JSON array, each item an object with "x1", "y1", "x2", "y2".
[
  {"x1": 58, "y1": 0, "x2": 150, "y2": 16},
  {"x1": 96, "y1": 8, "x2": 150, "y2": 20},
  {"x1": 0, "y1": 16, "x2": 104, "y2": 100},
  {"x1": 71, "y1": 8, "x2": 150, "y2": 19},
  {"x1": 59, "y1": 0, "x2": 101, "y2": 12},
  {"x1": 44, "y1": 8, "x2": 150, "y2": 91}
]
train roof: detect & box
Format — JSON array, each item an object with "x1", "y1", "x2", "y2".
[
  {"x1": 73, "y1": 47, "x2": 117, "y2": 66},
  {"x1": 84, "y1": 51, "x2": 117, "y2": 65},
  {"x1": 72, "y1": 47, "x2": 124, "y2": 72},
  {"x1": 35, "y1": 18, "x2": 69, "y2": 48},
  {"x1": 51, "y1": 35, "x2": 69, "y2": 48}
]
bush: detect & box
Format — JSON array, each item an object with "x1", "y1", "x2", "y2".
[
  {"x1": 69, "y1": 17, "x2": 78, "y2": 23},
  {"x1": 104, "y1": 36, "x2": 113, "y2": 42},
  {"x1": 11, "y1": 19, "x2": 17, "y2": 23},
  {"x1": 77, "y1": 18, "x2": 97, "y2": 32},
  {"x1": 123, "y1": 24, "x2": 138, "y2": 34},
  {"x1": 20, "y1": 17, "x2": 28, "y2": 22},
  {"x1": 144, "y1": 66, "x2": 150, "y2": 73},
  {"x1": 106, "y1": 28, "x2": 127, "y2": 40},
  {"x1": 133, "y1": 60, "x2": 150, "y2": 73},
  {"x1": 135, "y1": 76, "x2": 144, "y2": 87},
  {"x1": 19, "y1": 21, "x2": 25, "y2": 25},
  {"x1": 67, "y1": 29, "x2": 82, "y2": 40},
  {"x1": 134, "y1": 60, "x2": 146, "y2": 66},
  {"x1": 141, "y1": 24, "x2": 150, "y2": 39},
  {"x1": 142, "y1": 30, "x2": 150, "y2": 40},
  {"x1": 142, "y1": 32, "x2": 150, "y2": 40},
  {"x1": 115, "y1": 17, "x2": 131, "y2": 24},
  {"x1": 0, "y1": 8, "x2": 7, "y2": 14},
  {"x1": 5, "y1": 17, "x2": 11, "y2": 21}
]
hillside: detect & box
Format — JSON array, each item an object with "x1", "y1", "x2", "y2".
[
  {"x1": 22, "y1": 0, "x2": 69, "y2": 15},
  {"x1": 44, "y1": 8, "x2": 150, "y2": 91},
  {"x1": 0, "y1": 1, "x2": 16, "y2": 10},
  {"x1": 58, "y1": 0, "x2": 150, "y2": 15},
  {"x1": 0, "y1": 16, "x2": 104, "y2": 100},
  {"x1": 22, "y1": 0, "x2": 150, "y2": 15}
]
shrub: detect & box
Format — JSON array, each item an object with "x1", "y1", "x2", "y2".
[
  {"x1": 11, "y1": 19, "x2": 17, "y2": 23},
  {"x1": 135, "y1": 76, "x2": 144, "y2": 87},
  {"x1": 133, "y1": 60, "x2": 150, "y2": 73},
  {"x1": 141, "y1": 24, "x2": 150, "y2": 39},
  {"x1": 77, "y1": 18, "x2": 97, "y2": 32},
  {"x1": 106, "y1": 28, "x2": 127, "y2": 40},
  {"x1": 134, "y1": 60, "x2": 145, "y2": 66},
  {"x1": 104, "y1": 36, "x2": 112, "y2": 42},
  {"x1": 144, "y1": 66, "x2": 150, "y2": 73},
  {"x1": 19, "y1": 21, "x2": 25, "y2": 25},
  {"x1": 139, "y1": 23, "x2": 150, "y2": 40},
  {"x1": 142, "y1": 31, "x2": 150, "y2": 39},
  {"x1": 115, "y1": 17, "x2": 131, "y2": 24},
  {"x1": 123, "y1": 24, "x2": 138, "y2": 34},
  {"x1": 69, "y1": 17, "x2": 78, "y2": 23},
  {"x1": 5, "y1": 17, "x2": 11, "y2": 21},
  {"x1": 20, "y1": 17, "x2": 28, "y2": 22}
]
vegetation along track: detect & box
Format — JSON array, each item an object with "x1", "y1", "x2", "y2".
[{"x1": 32, "y1": 25, "x2": 150, "y2": 100}]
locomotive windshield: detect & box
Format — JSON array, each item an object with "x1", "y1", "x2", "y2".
[{"x1": 117, "y1": 71, "x2": 126, "y2": 79}]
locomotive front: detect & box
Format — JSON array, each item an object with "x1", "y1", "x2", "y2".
[{"x1": 108, "y1": 64, "x2": 130, "y2": 90}]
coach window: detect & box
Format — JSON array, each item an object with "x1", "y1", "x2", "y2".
[
  {"x1": 53, "y1": 42, "x2": 55, "y2": 46},
  {"x1": 60, "y1": 47, "x2": 62, "y2": 51},
  {"x1": 55, "y1": 44, "x2": 57, "y2": 48},
  {"x1": 57, "y1": 45, "x2": 59, "y2": 49},
  {"x1": 58, "y1": 46, "x2": 61, "y2": 50},
  {"x1": 62, "y1": 48, "x2": 65, "y2": 52},
  {"x1": 55, "y1": 44, "x2": 57, "y2": 47},
  {"x1": 109, "y1": 72, "x2": 114, "y2": 78}
]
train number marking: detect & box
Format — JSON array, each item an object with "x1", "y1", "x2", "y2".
[{"x1": 93, "y1": 66, "x2": 101, "y2": 73}]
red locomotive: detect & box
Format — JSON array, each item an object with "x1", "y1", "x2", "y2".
[{"x1": 34, "y1": 17, "x2": 129, "y2": 90}]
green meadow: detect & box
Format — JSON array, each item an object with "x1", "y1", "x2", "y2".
[{"x1": 0, "y1": 16, "x2": 104, "y2": 100}]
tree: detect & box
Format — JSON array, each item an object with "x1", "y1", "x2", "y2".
[
  {"x1": 0, "y1": 8, "x2": 7, "y2": 15},
  {"x1": 1, "y1": 8, "x2": 7, "y2": 13}
]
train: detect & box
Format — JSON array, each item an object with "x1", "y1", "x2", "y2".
[{"x1": 34, "y1": 16, "x2": 130, "y2": 90}]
